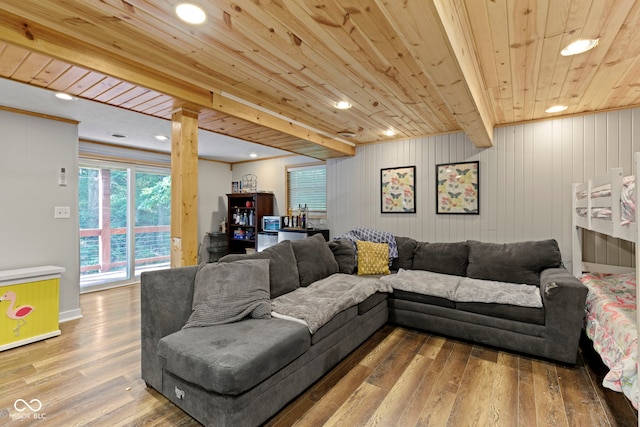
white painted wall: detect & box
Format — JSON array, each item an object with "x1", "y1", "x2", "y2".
[
  {"x1": 230, "y1": 156, "x2": 318, "y2": 216},
  {"x1": 0, "y1": 110, "x2": 237, "y2": 320},
  {"x1": 198, "y1": 159, "x2": 232, "y2": 236},
  {"x1": 327, "y1": 109, "x2": 640, "y2": 272},
  {"x1": 0, "y1": 110, "x2": 81, "y2": 320},
  {"x1": 198, "y1": 159, "x2": 232, "y2": 262}
]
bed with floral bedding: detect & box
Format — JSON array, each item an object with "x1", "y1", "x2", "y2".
[{"x1": 580, "y1": 271, "x2": 638, "y2": 409}]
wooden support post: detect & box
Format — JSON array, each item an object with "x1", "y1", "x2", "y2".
[{"x1": 170, "y1": 107, "x2": 199, "y2": 267}]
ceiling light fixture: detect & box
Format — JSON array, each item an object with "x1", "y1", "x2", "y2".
[
  {"x1": 154, "y1": 135, "x2": 169, "y2": 141},
  {"x1": 55, "y1": 92, "x2": 74, "y2": 101},
  {"x1": 383, "y1": 129, "x2": 396, "y2": 136},
  {"x1": 249, "y1": 153, "x2": 258, "y2": 158},
  {"x1": 337, "y1": 131, "x2": 356, "y2": 138},
  {"x1": 175, "y1": 3, "x2": 207, "y2": 25},
  {"x1": 561, "y1": 39, "x2": 599, "y2": 56},
  {"x1": 334, "y1": 101, "x2": 352, "y2": 110},
  {"x1": 545, "y1": 105, "x2": 568, "y2": 113}
]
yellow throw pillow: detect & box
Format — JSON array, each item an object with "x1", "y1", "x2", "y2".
[{"x1": 356, "y1": 240, "x2": 390, "y2": 275}]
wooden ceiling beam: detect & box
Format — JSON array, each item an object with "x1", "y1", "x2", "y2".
[
  {"x1": 428, "y1": 0, "x2": 495, "y2": 148},
  {"x1": 211, "y1": 93, "x2": 355, "y2": 157},
  {"x1": 0, "y1": 10, "x2": 355, "y2": 158}
]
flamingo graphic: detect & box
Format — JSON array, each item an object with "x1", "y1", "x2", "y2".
[{"x1": 0, "y1": 291, "x2": 34, "y2": 337}]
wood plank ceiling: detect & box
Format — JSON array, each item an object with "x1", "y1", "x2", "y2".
[{"x1": 1, "y1": 1, "x2": 640, "y2": 160}]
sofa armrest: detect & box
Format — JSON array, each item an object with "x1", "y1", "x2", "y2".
[
  {"x1": 539, "y1": 267, "x2": 588, "y2": 363},
  {"x1": 140, "y1": 265, "x2": 198, "y2": 390}
]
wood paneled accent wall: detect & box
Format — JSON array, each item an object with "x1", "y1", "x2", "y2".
[{"x1": 327, "y1": 109, "x2": 640, "y2": 272}]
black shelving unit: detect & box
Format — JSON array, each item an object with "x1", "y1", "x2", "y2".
[{"x1": 226, "y1": 193, "x2": 274, "y2": 254}]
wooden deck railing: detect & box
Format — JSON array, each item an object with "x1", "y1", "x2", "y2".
[{"x1": 80, "y1": 225, "x2": 170, "y2": 273}]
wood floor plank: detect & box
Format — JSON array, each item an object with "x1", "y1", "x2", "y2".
[
  {"x1": 323, "y1": 382, "x2": 387, "y2": 426},
  {"x1": 556, "y1": 362, "x2": 610, "y2": 427},
  {"x1": 416, "y1": 341, "x2": 474, "y2": 426},
  {"x1": 395, "y1": 337, "x2": 457, "y2": 426},
  {"x1": 490, "y1": 352, "x2": 519, "y2": 427},
  {"x1": 366, "y1": 330, "x2": 427, "y2": 390},
  {"x1": 517, "y1": 357, "x2": 538, "y2": 426},
  {"x1": 446, "y1": 353, "x2": 496, "y2": 427},
  {"x1": 0, "y1": 284, "x2": 634, "y2": 427},
  {"x1": 366, "y1": 353, "x2": 434, "y2": 426},
  {"x1": 289, "y1": 364, "x2": 373, "y2": 427},
  {"x1": 532, "y1": 359, "x2": 569, "y2": 427},
  {"x1": 359, "y1": 326, "x2": 407, "y2": 369}
]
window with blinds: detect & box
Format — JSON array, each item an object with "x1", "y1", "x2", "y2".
[{"x1": 286, "y1": 163, "x2": 326, "y2": 217}]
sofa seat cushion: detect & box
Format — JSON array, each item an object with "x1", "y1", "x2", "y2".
[
  {"x1": 382, "y1": 269, "x2": 542, "y2": 308},
  {"x1": 455, "y1": 302, "x2": 545, "y2": 325},
  {"x1": 311, "y1": 306, "x2": 357, "y2": 345},
  {"x1": 358, "y1": 292, "x2": 388, "y2": 314},
  {"x1": 271, "y1": 273, "x2": 393, "y2": 334},
  {"x1": 158, "y1": 318, "x2": 310, "y2": 395},
  {"x1": 391, "y1": 289, "x2": 455, "y2": 309}
]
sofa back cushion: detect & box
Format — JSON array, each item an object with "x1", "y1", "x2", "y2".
[
  {"x1": 328, "y1": 239, "x2": 356, "y2": 274},
  {"x1": 219, "y1": 240, "x2": 300, "y2": 298},
  {"x1": 291, "y1": 233, "x2": 339, "y2": 286},
  {"x1": 466, "y1": 239, "x2": 562, "y2": 285},
  {"x1": 391, "y1": 236, "x2": 417, "y2": 271},
  {"x1": 412, "y1": 241, "x2": 468, "y2": 276},
  {"x1": 183, "y1": 259, "x2": 271, "y2": 328}
]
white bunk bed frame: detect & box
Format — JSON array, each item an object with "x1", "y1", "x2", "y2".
[
  {"x1": 572, "y1": 160, "x2": 637, "y2": 277},
  {"x1": 571, "y1": 152, "x2": 639, "y2": 415}
]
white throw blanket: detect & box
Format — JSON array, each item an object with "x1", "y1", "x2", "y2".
[
  {"x1": 271, "y1": 273, "x2": 393, "y2": 333},
  {"x1": 380, "y1": 269, "x2": 542, "y2": 308}
]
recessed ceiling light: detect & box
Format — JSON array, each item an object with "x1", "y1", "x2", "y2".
[
  {"x1": 154, "y1": 135, "x2": 169, "y2": 141},
  {"x1": 561, "y1": 39, "x2": 599, "y2": 56},
  {"x1": 545, "y1": 105, "x2": 568, "y2": 113},
  {"x1": 109, "y1": 132, "x2": 127, "y2": 139},
  {"x1": 249, "y1": 153, "x2": 258, "y2": 158},
  {"x1": 55, "y1": 92, "x2": 74, "y2": 101},
  {"x1": 175, "y1": 3, "x2": 207, "y2": 25},
  {"x1": 337, "y1": 131, "x2": 356, "y2": 138},
  {"x1": 334, "y1": 101, "x2": 352, "y2": 110},
  {"x1": 383, "y1": 129, "x2": 396, "y2": 136}
]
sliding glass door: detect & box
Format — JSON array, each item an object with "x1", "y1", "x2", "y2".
[
  {"x1": 79, "y1": 161, "x2": 170, "y2": 290},
  {"x1": 133, "y1": 170, "x2": 171, "y2": 277}
]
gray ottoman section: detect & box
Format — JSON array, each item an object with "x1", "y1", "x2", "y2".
[{"x1": 158, "y1": 318, "x2": 310, "y2": 395}]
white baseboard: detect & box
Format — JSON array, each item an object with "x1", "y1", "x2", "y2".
[{"x1": 59, "y1": 308, "x2": 83, "y2": 323}]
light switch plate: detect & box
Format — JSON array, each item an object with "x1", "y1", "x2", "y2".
[{"x1": 54, "y1": 206, "x2": 71, "y2": 218}]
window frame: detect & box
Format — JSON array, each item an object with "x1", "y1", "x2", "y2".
[{"x1": 285, "y1": 161, "x2": 327, "y2": 219}]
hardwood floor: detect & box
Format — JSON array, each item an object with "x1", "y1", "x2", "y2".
[{"x1": 0, "y1": 284, "x2": 635, "y2": 426}]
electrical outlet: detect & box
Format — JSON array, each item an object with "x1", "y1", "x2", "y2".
[{"x1": 54, "y1": 206, "x2": 71, "y2": 218}]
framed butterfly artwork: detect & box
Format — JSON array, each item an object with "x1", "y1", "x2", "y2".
[
  {"x1": 436, "y1": 161, "x2": 479, "y2": 214},
  {"x1": 380, "y1": 166, "x2": 416, "y2": 213}
]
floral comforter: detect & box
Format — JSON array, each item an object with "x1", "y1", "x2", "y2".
[{"x1": 580, "y1": 272, "x2": 638, "y2": 408}]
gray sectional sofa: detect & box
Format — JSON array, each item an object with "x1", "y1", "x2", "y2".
[{"x1": 141, "y1": 233, "x2": 588, "y2": 427}]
